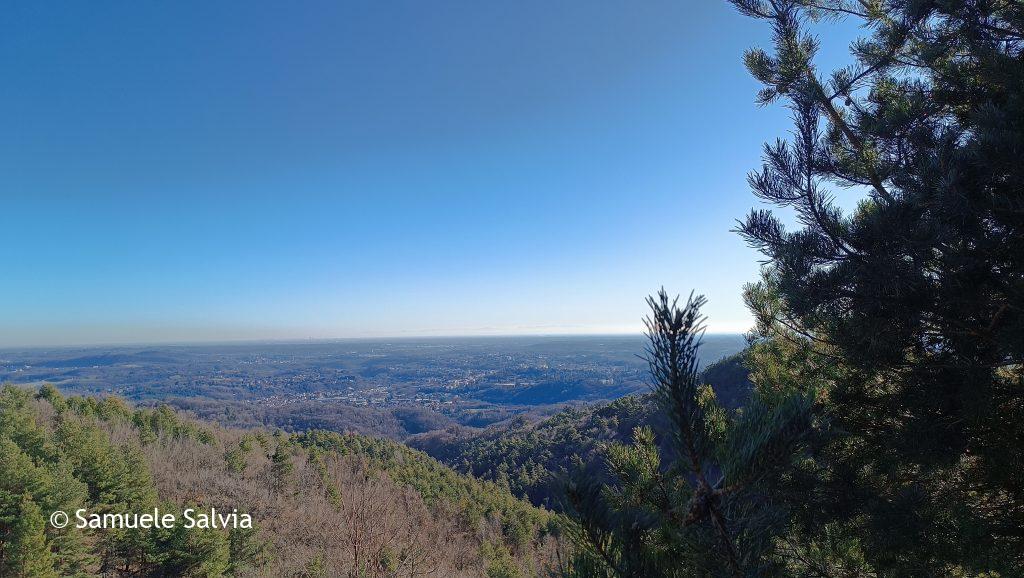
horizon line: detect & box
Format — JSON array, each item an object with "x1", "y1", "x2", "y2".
[{"x1": 0, "y1": 330, "x2": 750, "y2": 351}]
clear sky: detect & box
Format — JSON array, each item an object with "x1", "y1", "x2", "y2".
[{"x1": 0, "y1": 1, "x2": 860, "y2": 347}]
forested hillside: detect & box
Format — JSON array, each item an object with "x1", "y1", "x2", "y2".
[
  {"x1": 410, "y1": 353, "x2": 750, "y2": 509},
  {"x1": 0, "y1": 385, "x2": 558, "y2": 577}
]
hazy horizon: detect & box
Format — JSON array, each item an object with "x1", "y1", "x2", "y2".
[
  {"x1": 0, "y1": 1, "x2": 857, "y2": 347},
  {"x1": 0, "y1": 327, "x2": 749, "y2": 351}
]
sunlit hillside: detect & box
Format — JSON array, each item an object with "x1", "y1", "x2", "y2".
[{"x1": 0, "y1": 385, "x2": 559, "y2": 577}]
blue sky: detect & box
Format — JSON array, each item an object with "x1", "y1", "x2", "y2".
[{"x1": 0, "y1": 1, "x2": 861, "y2": 346}]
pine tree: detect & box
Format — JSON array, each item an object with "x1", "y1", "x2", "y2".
[
  {"x1": 227, "y1": 525, "x2": 269, "y2": 575},
  {"x1": 562, "y1": 291, "x2": 814, "y2": 577},
  {"x1": 35, "y1": 384, "x2": 67, "y2": 413},
  {"x1": 270, "y1": 444, "x2": 294, "y2": 492},
  {"x1": 727, "y1": 0, "x2": 1024, "y2": 573},
  {"x1": 103, "y1": 443, "x2": 160, "y2": 575},
  {"x1": 4, "y1": 493, "x2": 57, "y2": 578}
]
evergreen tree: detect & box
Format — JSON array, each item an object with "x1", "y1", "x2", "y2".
[
  {"x1": 35, "y1": 383, "x2": 67, "y2": 413},
  {"x1": 727, "y1": 0, "x2": 1024, "y2": 573},
  {"x1": 227, "y1": 525, "x2": 269, "y2": 575},
  {"x1": 0, "y1": 388, "x2": 93, "y2": 576},
  {"x1": 270, "y1": 444, "x2": 294, "y2": 492},
  {"x1": 103, "y1": 444, "x2": 160, "y2": 576},
  {"x1": 4, "y1": 493, "x2": 57, "y2": 578},
  {"x1": 562, "y1": 291, "x2": 814, "y2": 577},
  {"x1": 149, "y1": 511, "x2": 230, "y2": 578},
  {"x1": 224, "y1": 446, "x2": 248, "y2": 474}
]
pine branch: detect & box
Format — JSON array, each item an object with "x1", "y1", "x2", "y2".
[{"x1": 643, "y1": 290, "x2": 744, "y2": 577}]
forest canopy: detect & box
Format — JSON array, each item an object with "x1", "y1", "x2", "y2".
[{"x1": 0, "y1": 385, "x2": 558, "y2": 577}]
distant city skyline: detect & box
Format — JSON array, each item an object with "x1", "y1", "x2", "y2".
[{"x1": 0, "y1": 1, "x2": 860, "y2": 347}]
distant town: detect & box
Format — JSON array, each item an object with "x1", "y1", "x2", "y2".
[{"x1": 0, "y1": 335, "x2": 744, "y2": 438}]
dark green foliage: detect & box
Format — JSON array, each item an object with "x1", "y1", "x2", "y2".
[
  {"x1": 562, "y1": 0, "x2": 1024, "y2": 573},
  {"x1": 306, "y1": 448, "x2": 343, "y2": 508},
  {"x1": 727, "y1": 0, "x2": 1024, "y2": 574},
  {"x1": 5, "y1": 493, "x2": 58, "y2": 578},
  {"x1": 35, "y1": 383, "x2": 67, "y2": 413},
  {"x1": 146, "y1": 510, "x2": 230, "y2": 577},
  {"x1": 223, "y1": 445, "x2": 248, "y2": 474},
  {"x1": 131, "y1": 404, "x2": 215, "y2": 445},
  {"x1": 55, "y1": 389, "x2": 215, "y2": 447},
  {"x1": 226, "y1": 525, "x2": 269, "y2": 575},
  {"x1": 482, "y1": 540, "x2": 522, "y2": 578},
  {"x1": 413, "y1": 396, "x2": 659, "y2": 509},
  {"x1": 699, "y1": 353, "x2": 751, "y2": 409},
  {"x1": 0, "y1": 386, "x2": 237, "y2": 577},
  {"x1": 562, "y1": 292, "x2": 814, "y2": 577},
  {"x1": 0, "y1": 386, "x2": 91, "y2": 577},
  {"x1": 412, "y1": 354, "x2": 752, "y2": 510},
  {"x1": 269, "y1": 444, "x2": 294, "y2": 491}
]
